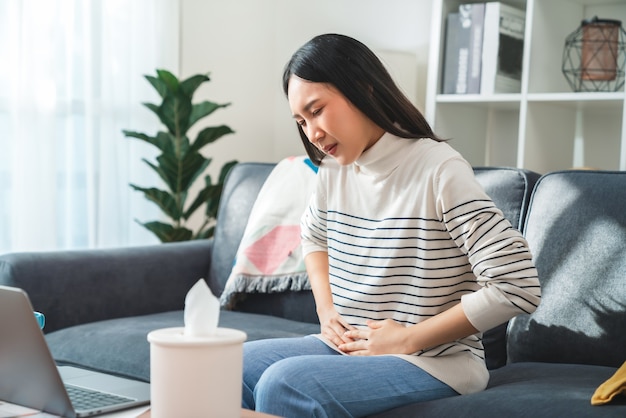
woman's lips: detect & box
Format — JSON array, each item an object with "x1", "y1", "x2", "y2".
[{"x1": 323, "y1": 144, "x2": 337, "y2": 155}]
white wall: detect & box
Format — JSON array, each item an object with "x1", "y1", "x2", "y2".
[{"x1": 180, "y1": 0, "x2": 434, "y2": 170}]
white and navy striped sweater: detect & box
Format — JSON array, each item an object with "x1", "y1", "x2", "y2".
[{"x1": 301, "y1": 133, "x2": 541, "y2": 395}]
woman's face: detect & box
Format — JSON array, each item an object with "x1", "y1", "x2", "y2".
[{"x1": 287, "y1": 75, "x2": 384, "y2": 166}]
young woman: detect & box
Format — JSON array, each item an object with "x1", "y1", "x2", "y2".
[{"x1": 242, "y1": 33, "x2": 541, "y2": 418}]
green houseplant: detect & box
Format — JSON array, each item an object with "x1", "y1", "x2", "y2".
[{"x1": 123, "y1": 69, "x2": 237, "y2": 242}]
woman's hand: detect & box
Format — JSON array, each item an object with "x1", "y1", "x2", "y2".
[
  {"x1": 338, "y1": 319, "x2": 414, "y2": 356},
  {"x1": 317, "y1": 306, "x2": 356, "y2": 347}
]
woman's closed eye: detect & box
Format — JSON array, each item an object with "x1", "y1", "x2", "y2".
[{"x1": 295, "y1": 107, "x2": 322, "y2": 127}]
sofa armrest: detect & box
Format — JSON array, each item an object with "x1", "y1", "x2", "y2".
[{"x1": 0, "y1": 240, "x2": 212, "y2": 333}]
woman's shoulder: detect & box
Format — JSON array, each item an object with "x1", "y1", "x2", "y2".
[
  {"x1": 405, "y1": 138, "x2": 467, "y2": 168},
  {"x1": 413, "y1": 137, "x2": 459, "y2": 155}
]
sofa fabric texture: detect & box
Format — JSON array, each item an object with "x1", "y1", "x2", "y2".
[
  {"x1": 508, "y1": 171, "x2": 626, "y2": 369},
  {"x1": 1, "y1": 163, "x2": 625, "y2": 417}
]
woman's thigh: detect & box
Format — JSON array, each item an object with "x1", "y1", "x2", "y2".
[
  {"x1": 253, "y1": 348, "x2": 458, "y2": 417},
  {"x1": 243, "y1": 335, "x2": 338, "y2": 385}
]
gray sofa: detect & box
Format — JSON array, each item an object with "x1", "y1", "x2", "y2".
[{"x1": 1, "y1": 162, "x2": 625, "y2": 417}]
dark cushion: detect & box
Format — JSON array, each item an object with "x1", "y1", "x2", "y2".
[
  {"x1": 369, "y1": 363, "x2": 626, "y2": 417},
  {"x1": 47, "y1": 309, "x2": 320, "y2": 382},
  {"x1": 508, "y1": 170, "x2": 626, "y2": 368}
]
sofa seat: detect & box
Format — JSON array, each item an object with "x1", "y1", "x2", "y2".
[
  {"x1": 47, "y1": 310, "x2": 320, "y2": 382},
  {"x1": 371, "y1": 362, "x2": 626, "y2": 417}
]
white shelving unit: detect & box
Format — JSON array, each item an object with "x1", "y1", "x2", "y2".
[{"x1": 425, "y1": 0, "x2": 626, "y2": 174}]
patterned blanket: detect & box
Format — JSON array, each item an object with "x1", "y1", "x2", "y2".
[{"x1": 219, "y1": 156, "x2": 318, "y2": 309}]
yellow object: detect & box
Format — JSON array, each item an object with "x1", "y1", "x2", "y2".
[{"x1": 591, "y1": 361, "x2": 626, "y2": 405}]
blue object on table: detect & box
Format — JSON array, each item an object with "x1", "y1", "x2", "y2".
[{"x1": 34, "y1": 311, "x2": 45, "y2": 329}]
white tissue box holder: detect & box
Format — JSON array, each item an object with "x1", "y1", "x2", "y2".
[{"x1": 147, "y1": 327, "x2": 247, "y2": 418}]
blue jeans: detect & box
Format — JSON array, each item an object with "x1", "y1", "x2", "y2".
[{"x1": 242, "y1": 336, "x2": 458, "y2": 418}]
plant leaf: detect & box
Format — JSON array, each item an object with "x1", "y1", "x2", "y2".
[
  {"x1": 145, "y1": 75, "x2": 168, "y2": 98},
  {"x1": 190, "y1": 125, "x2": 234, "y2": 153},
  {"x1": 138, "y1": 220, "x2": 193, "y2": 243},
  {"x1": 129, "y1": 184, "x2": 181, "y2": 220},
  {"x1": 157, "y1": 131, "x2": 176, "y2": 154},
  {"x1": 217, "y1": 160, "x2": 238, "y2": 184},
  {"x1": 184, "y1": 184, "x2": 210, "y2": 220},
  {"x1": 123, "y1": 130, "x2": 172, "y2": 153},
  {"x1": 160, "y1": 92, "x2": 192, "y2": 135},
  {"x1": 180, "y1": 74, "x2": 210, "y2": 97},
  {"x1": 177, "y1": 135, "x2": 191, "y2": 158},
  {"x1": 188, "y1": 102, "x2": 230, "y2": 130},
  {"x1": 156, "y1": 69, "x2": 179, "y2": 93},
  {"x1": 195, "y1": 225, "x2": 215, "y2": 240},
  {"x1": 183, "y1": 172, "x2": 215, "y2": 220},
  {"x1": 184, "y1": 161, "x2": 237, "y2": 220},
  {"x1": 179, "y1": 152, "x2": 210, "y2": 192},
  {"x1": 206, "y1": 161, "x2": 237, "y2": 218},
  {"x1": 204, "y1": 183, "x2": 223, "y2": 219},
  {"x1": 143, "y1": 158, "x2": 176, "y2": 193},
  {"x1": 142, "y1": 102, "x2": 160, "y2": 118},
  {"x1": 153, "y1": 152, "x2": 209, "y2": 194}
]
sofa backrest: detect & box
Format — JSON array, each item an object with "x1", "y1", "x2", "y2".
[
  {"x1": 207, "y1": 162, "x2": 275, "y2": 296},
  {"x1": 472, "y1": 167, "x2": 540, "y2": 231},
  {"x1": 508, "y1": 170, "x2": 626, "y2": 368}
]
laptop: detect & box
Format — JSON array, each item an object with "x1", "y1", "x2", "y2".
[{"x1": 0, "y1": 285, "x2": 150, "y2": 417}]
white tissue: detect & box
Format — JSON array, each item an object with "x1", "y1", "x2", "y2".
[{"x1": 183, "y1": 278, "x2": 220, "y2": 337}]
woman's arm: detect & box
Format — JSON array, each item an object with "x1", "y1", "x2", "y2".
[{"x1": 305, "y1": 251, "x2": 355, "y2": 346}]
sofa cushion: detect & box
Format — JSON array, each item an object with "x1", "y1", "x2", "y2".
[
  {"x1": 508, "y1": 170, "x2": 626, "y2": 368},
  {"x1": 47, "y1": 309, "x2": 320, "y2": 382}
]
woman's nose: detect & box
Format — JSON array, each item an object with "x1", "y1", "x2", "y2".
[{"x1": 307, "y1": 125, "x2": 324, "y2": 144}]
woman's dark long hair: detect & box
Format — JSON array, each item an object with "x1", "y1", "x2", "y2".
[{"x1": 283, "y1": 33, "x2": 443, "y2": 165}]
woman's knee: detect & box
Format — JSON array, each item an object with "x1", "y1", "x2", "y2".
[
  {"x1": 255, "y1": 358, "x2": 305, "y2": 397},
  {"x1": 254, "y1": 357, "x2": 325, "y2": 415}
]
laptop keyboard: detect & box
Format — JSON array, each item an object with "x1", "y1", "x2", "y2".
[{"x1": 65, "y1": 384, "x2": 135, "y2": 411}]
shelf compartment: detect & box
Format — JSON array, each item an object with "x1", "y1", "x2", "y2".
[
  {"x1": 522, "y1": 100, "x2": 624, "y2": 172},
  {"x1": 433, "y1": 101, "x2": 520, "y2": 167}
]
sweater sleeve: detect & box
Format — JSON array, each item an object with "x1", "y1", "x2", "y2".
[
  {"x1": 301, "y1": 167, "x2": 328, "y2": 257},
  {"x1": 435, "y1": 158, "x2": 541, "y2": 332}
]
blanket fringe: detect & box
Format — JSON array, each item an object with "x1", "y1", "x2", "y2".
[{"x1": 220, "y1": 273, "x2": 310, "y2": 309}]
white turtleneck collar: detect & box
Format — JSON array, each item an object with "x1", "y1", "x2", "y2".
[{"x1": 353, "y1": 132, "x2": 417, "y2": 178}]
